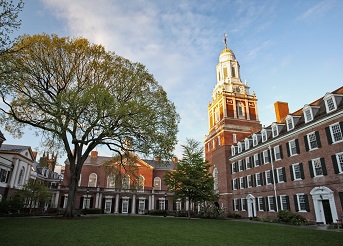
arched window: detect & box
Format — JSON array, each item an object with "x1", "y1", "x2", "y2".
[
  {"x1": 137, "y1": 175, "x2": 145, "y2": 191},
  {"x1": 17, "y1": 167, "x2": 25, "y2": 186},
  {"x1": 154, "y1": 177, "x2": 161, "y2": 190},
  {"x1": 237, "y1": 102, "x2": 245, "y2": 117},
  {"x1": 88, "y1": 173, "x2": 97, "y2": 187},
  {"x1": 107, "y1": 175, "x2": 115, "y2": 188},
  {"x1": 213, "y1": 168, "x2": 218, "y2": 192},
  {"x1": 122, "y1": 175, "x2": 130, "y2": 190}
]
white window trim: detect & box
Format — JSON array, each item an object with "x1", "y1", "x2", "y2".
[
  {"x1": 329, "y1": 122, "x2": 343, "y2": 144},
  {"x1": 280, "y1": 195, "x2": 288, "y2": 210},
  {"x1": 286, "y1": 115, "x2": 294, "y2": 131},
  {"x1": 311, "y1": 158, "x2": 324, "y2": 177},
  {"x1": 261, "y1": 129, "x2": 267, "y2": 142},
  {"x1": 88, "y1": 173, "x2": 97, "y2": 187},
  {"x1": 276, "y1": 168, "x2": 284, "y2": 183},
  {"x1": 289, "y1": 140, "x2": 298, "y2": 156},
  {"x1": 231, "y1": 146, "x2": 236, "y2": 156},
  {"x1": 271, "y1": 124, "x2": 278, "y2": 137},
  {"x1": 234, "y1": 198, "x2": 239, "y2": 211},
  {"x1": 323, "y1": 94, "x2": 337, "y2": 113},
  {"x1": 255, "y1": 173, "x2": 261, "y2": 186},
  {"x1": 245, "y1": 138, "x2": 250, "y2": 150},
  {"x1": 232, "y1": 163, "x2": 236, "y2": 174},
  {"x1": 247, "y1": 175, "x2": 252, "y2": 188},
  {"x1": 336, "y1": 152, "x2": 343, "y2": 174},
  {"x1": 238, "y1": 160, "x2": 243, "y2": 172},
  {"x1": 296, "y1": 193, "x2": 307, "y2": 212},
  {"x1": 265, "y1": 171, "x2": 272, "y2": 185},
  {"x1": 233, "y1": 178, "x2": 237, "y2": 190},
  {"x1": 257, "y1": 197, "x2": 264, "y2": 211},
  {"x1": 274, "y1": 145, "x2": 281, "y2": 161},
  {"x1": 238, "y1": 142, "x2": 242, "y2": 153},
  {"x1": 252, "y1": 134, "x2": 258, "y2": 146},
  {"x1": 241, "y1": 198, "x2": 246, "y2": 211},
  {"x1": 254, "y1": 154, "x2": 260, "y2": 167},
  {"x1": 307, "y1": 132, "x2": 318, "y2": 151},
  {"x1": 239, "y1": 177, "x2": 244, "y2": 189},
  {"x1": 154, "y1": 177, "x2": 161, "y2": 190},
  {"x1": 292, "y1": 163, "x2": 302, "y2": 181},
  {"x1": 268, "y1": 196, "x2": 275, "y2": 212},
  {"x1": 303, "y1": 106, "x2": 314, "y2": 123},
  {"x1": 245, "y1": 157, "x2": 250, "y2": 169},
  {"x1": 263, "y1": 150, "x2": 269, "y2": 164}
]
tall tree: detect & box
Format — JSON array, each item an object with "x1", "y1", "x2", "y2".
[
  {"x1": 164, "y1": 139, "x2": 216, "y2": 218},
  {"x1": 0, "y1": 0, "x2": 24, "y2": 55},
  {"x1": 0, "y1": 34, "x2": 179, "y2": 217}
]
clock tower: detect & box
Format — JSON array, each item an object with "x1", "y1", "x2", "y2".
[{"x1": 205, "y1": 36, "x2": 262, "y2": 206}]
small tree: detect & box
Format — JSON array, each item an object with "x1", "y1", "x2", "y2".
[
  {"x1": 164, "y1": 139, "x2": 216, "y2": 218},
  {"x1": 17, "y1": 179, "x2": 51, "y2": 214}
]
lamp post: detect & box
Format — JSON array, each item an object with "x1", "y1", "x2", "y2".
[{"x1": 164, "y1": 192, "x2": 167, "y2": 217}]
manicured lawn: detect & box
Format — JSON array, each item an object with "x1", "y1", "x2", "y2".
[{"x1": 1, "y1": 215, "x2": 342, "y2": 245}]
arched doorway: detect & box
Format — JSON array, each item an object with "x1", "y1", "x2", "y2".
[
  {"x1": 310, "y1": 186, "x2": 338, "y2": 224},
  {"x1": 246, "y1": 194, "x2": 256, "y2": 218}
]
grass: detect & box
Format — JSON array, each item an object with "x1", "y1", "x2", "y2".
[{"x1": 1, "y1": 215, "x2": 342, "y2": 246}]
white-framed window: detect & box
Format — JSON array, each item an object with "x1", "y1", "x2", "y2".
[
  {"x1": 328, "y1": 123, "x2": 343, "y2": 143},
  {"x1": 238, "y1": 142, "x2": 242, "y2": 153},
  {"x1": 272, "y1": 124, "x2": 278, "y2": 137},
  {"x1": 238, "y1": 160, "x2": 243, "y2": 172},
  {"x1": 239, "y1": 177, "x2": 244, "y2": 189},
  {"x1": 306, "y1": 132, "x2": 319, "y2": 150},
  {"x1": 83, "y1": 197, "x2": 91, "y2": 209},
  {"x1": 122, "y1": 198, "x2": 129, "y2": 213},
  {"x1": 139, "y1": 199, "x2": 146, "y2": 214},
  {"x1": 237, "y1": 102, "x2": 245, "y2": 117},
  {"x1": 137, "y1": 175, "x2": 145, "y2": 191},
  {"x1": 154, "y1": 177, "x2": 161, "y2": 190},
  {"x1": 245, "y1": 138, "x2": 250, "y2": 150},
  {"x1": 311, "y1": 158, "x2": 323, "y2": 177},
  {"x1": 265, "y1": 171, "x2": 272, "y2": 185},
  {"x1": 292, "y1": 163, "x2": 303, "y2": 180},
  {"x1": 303, "y1": 107, "x2": 313, "y2": 123},
  {"x1": 232, "y1": 178, "x2": 238, "y2": 190},
  {"x1": 0, "y1": 168, "x2": 9, "y2": 183},
  {"x1": 296, "y1": 194, "x2": 307, "y2": 212},
  {"x1": 261, "y1": 129, "x2": 267, "y2": 142},
  {"x1": 17, "y1": 167, "x2": 25, "y2": 186},
  {"x1": 107, "y1": 175, "x2": 115, "y2": 188},
  {"x1": 255, "y1": 173, "x2": 262, "y2": 186},
  {"x1": 247, "y1": 175, "x2": 252, "y2": 188},
  {"x1": 280, "y1": 195, "x2": 289, "y2": 211},
  {"x1": 257, "y1": 197, "x2": 264, "y2": 211},
  {"x1": 276, "y1": 167, "x2": 285, "y2": 183},
  {"x1": 274, "y1": 145, "x2": 282, "y2": 160},
  {"x1": 232, "y1": 163, "x2": 237, "y2": 174},
  {"x1": 231, "y1": 145, "x2": 236, "y2": 156},
  {"x1": 245, "y1": 157, "x2": 251, "y2": 169},
  {"x1": 268, "y1": 196, "x2": 275, "y2": 211},
  {"x1": 254, "y1": 153, "x2": 260, "y2": 167},
  {"x1": 215, "y1": 107, "x2": 220, "y2": 123},
  {"x1": 158, "y1": 199, "x2": 166, "y2": 211},
  {"x1": 286, "y1": 116, "x2": 294, "y2": 131},
  {"x1": 233, "y1": 198, "x2": 239, "y2": 211},
  {"x1": 122, "y1": 175, "x2": 130, "y2": 190},
  {"x1": 324, "y1": 94, "x2": 337, "y2": 113},
  {"x1": 88, "y1": 173, "x2": 97, "y2": 187},
  {"x1": 263, "y1": 150, "x2": 269, "y2": 164},
  {"x1": 288, "y1": 139, "x2": 298, "y2": 156},
  {"x1": 334, "y1": 152, "x2": 343, "y2": 173},
  {"x1": 241, "y1": 198, "x2": 246, "y2": 211},
  {"x1": 252, "y1": 134, "x2": 258, "y2": 146}
]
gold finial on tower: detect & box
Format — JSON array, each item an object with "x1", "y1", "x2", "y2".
[{"x1": 223, "y1": 33, "x2": 228, "y2": 49}]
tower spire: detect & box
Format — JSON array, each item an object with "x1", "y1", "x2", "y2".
[{"x1": 223, "y1": 33, "x2": 228, "y2": 49}]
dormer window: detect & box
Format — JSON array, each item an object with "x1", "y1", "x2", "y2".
[
  {"x1": 324, "y1": 94, "x2": 337, "y2": 113},
  {"x1": 252, "y1": 134, "x2": 258, "y2": 146},
  {"x1": 286, "y1": 116, "x2": 294, "y2": 131},
  {"x1": 237, "y1": 142, "x2": 242, "y2": 153},
  {"x1": 231, "y1": 145, "x2": 236, "y2": 156},
  {"x1": 244, "y1": 138, "x2": 250, "y2": 150},
  {"x1": 303, "y1": 107, "x2": 313, "y2": 123},
  {"x1": 261, "y1": 129, "x2": 267, "y2": 142},
  {"x1": 271, "y1": 123, "x2": 278, "y2": 137}
]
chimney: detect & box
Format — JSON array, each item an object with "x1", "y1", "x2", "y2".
[
  {"x1": 91, "y1": 150, "x2": 98, "y2": 158},
  {"x1": 274, "y1": 101, "x2": 289, "y2": 123}
]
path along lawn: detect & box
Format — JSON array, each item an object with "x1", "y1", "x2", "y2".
[{"x1": 1, "y1": 215, "x2": 342, "y2": 246}]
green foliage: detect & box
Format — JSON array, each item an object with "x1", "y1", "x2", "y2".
[
  {"x1": 81, "y1": 208, "x2": 103, "y2": 215},
  {"x1": 164, "y1": 139, "x2": 216, "y2": 207},
  {"x1": 277, "y1": 210, "x2": 309, "y2": 225},
  {"x1": 0, "y1": 195, "x2": 23, "y2": 214},
  {"x1": 227, "y1": 213, "x2": 242, "y2": 219},
  {"x1": 148, "y1": 209, "x2": 167, "y2": 216},
  {"x1": 198, "y1": 203, "x2": 225, "y2": 219},
  {"x1": 0, "y1": 33, "x2": 179, "y2": 217}
]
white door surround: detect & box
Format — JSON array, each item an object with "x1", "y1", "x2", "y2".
[{"x1": 310, "y1": 186, "x2": 338, "y2": 224}]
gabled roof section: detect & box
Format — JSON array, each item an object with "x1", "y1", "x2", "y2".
[
  {"x1": 0, "y1": 144, "x2": 35, "y2": 162},
  {"x1": 142, "y1": 159, "x2": 175, "y2": 170}
]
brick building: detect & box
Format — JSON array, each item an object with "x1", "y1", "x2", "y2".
[{"x1": 205, "y1": 39, "x2": 343, "y2": 224}]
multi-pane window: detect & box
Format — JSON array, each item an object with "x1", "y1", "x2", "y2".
[
  {"x1": 234, "y1": 198, "x2": 239, "y2": 211},
  {"x1": 217, "y1": 136, "x2": 221, "y2": 146},
  {"x1": 154, "y1": 177, "x2": 161, "y2": 190},
  {"x1": 296, "y1": 194, "x2": 307, "y2": 211},
  {"x1": 241, "y1": 198, "x2": 246, "y2": 211},
  {"x1": 238, "y1": 142, "x2": 242, "y2": 153},
  {"x1": 232, "y1": 178, "x2": 238, "y2": 190},
  {"x1": 289, "y1": 140, "x2": 298, "y2": 156},
  {"x1": 247, "y1": 175, "x2": 252, "y2": 188},
  {"x1": 240, "y1": 177, "x2": 244, "y2": 189},
  {"x1": 263, "y1": 150, "x2": 269, "y2": 164},
  {"x1": 287, "y1": 117, "x2": 294, "y2": 131},
  {"x1": 268, "y1": 196, "x2": 275, "y2": 211},
  {"x1": 231, "y1": 146, "x2": 236, "y2": 156},
  {"x1": 0, "y1": 169, "x2": 9, "y2": 183},
  {"x1": 122, "y1": 175, "x2": 130, "y2": 190},
  {"x1": 325, "y1": 97, "x2": 336, "y2": 112},
  {"x1": 88, "y1": 173, "x2": 97, "y2": 187},
  {"x1": 272, "y1": 124, "x2": 278, "y2": 137},
  {"x1": 304, "y1": 109, "x2": 313, "y2": 122},
  {"x1": 280, "y1": 195, "x2": 289, "y2": 210},
  {"x1": 245, "y1": 138, "x2": 250, "y2": 150},
  {"x1": 232, "y1": 163, "x2": 237, "y2": 174},
  {"x1": 265, "y1": 171, "x2": 272, "y2": 185},
  {"x1": 254, "y1": 154, "x2": 260, "y2": 167},
  {"x1": 274, "y1": 146, "x2": 281, "y2": 160},
  {"x1": 276, "y1": 168, "x2": 285, "y2": 183},
  {"x1": 292, "y1": 164, "x2": 302, "y2": 180},
  {"x1": 262, "y1": 130, "x2": 267, "y2": 142},
  {"x1": 312, "y1": 158, "x2": 323, "y2": 177},
  {"x1": 246, "y1": 157, "x2": 251, "y2": 169},
  {"x1": 238, "y1": 160, "x2": 243, "y2": 172},
  {"x1": 307, "y1": 132, "x2": 318, "y2": 150},
  {"x1": 253, "y1": 134, "x2": 258, "y2": 146},
  {"x1": 258, "y1": 197, "x2": 264, "y2": 211},
  {"x1": 334, "y1": 152, "x2": 343, "y2": 173},
  {"x1": 255, "y1": 173, "x2": 262, "y2": 186},
  {"x1": 107, "y1": 175, "x2": 115, "y2": 188},
  {"x1": 330, "y1": 123, "x2": 343, "y2": 143},
  {"x1": 83, "y1": 197, "x2": 91, "y2": 209}
]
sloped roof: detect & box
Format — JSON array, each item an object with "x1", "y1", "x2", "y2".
[{"x1": 0, "y1": 144, "x2": 31, "y2": 152}]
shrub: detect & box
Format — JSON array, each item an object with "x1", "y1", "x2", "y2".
[
  {"x1": 198, "y1": 204, "x2": 225, "y2": 219},
  {"x1": 148, "y1": 210, "x2": 167, "y2": 216},
  {"x1": 81, "y1": 208, "x2": 102, "y2": 215},
  {"x1": 227, "y1": 213, "x2": 242, "y2": 219},
  {"x1": 277, "y1": 210, "x2": 308, "y2": 225},
  {"x1": 0, "y1": 196, "x2": 24, "y2": 214}
]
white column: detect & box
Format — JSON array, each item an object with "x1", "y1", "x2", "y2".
[
  {"x1": 115, "y1": 194, "x2": 119, "y2": 213},
  {"x1": 95, "y1": 187, "x2": 100, "y2": 208},
  {"x1": 54, "y1": 191, "x2": 60, "y2": 208},
  {"x1": 245, "y1": 99, "x2": 250, "y2": 120},
  {"x1": 10, "y1": 159, "x2": 20, "y2": 188},
  {"x1": 131, "y1": 194, "x2": 136, "y2": 214}
]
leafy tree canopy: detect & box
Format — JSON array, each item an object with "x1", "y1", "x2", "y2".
[{"x1": 0, "y1": 34, "x2": 179, "y2": 216}]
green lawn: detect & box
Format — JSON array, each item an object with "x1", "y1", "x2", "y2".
[{"x1": 1, "y1": 215, "x2": 342, "y2": 246}]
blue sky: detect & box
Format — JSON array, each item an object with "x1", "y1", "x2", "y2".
[{"x1": 1, "y1": 0, "x2": 343, "y2": 162}]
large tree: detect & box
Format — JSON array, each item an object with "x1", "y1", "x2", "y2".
[
  {"x1": 0, "y1": 34, "x2": 179, "y2": 217},
  {"x1": 164, "y1": 139, "x2": 216, "y2": 218},
  {"x1": 0, "y1": 0, "x2": 24, "y2": 55}
]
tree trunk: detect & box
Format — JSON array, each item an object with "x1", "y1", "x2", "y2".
[{"x1": 63, "y1": 166, "x2": 79, "y2": 218}]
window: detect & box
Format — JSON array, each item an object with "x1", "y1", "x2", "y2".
[
  {"x1": 261, "y1": 130, "x2": 267, "y2": 142},
  {"x1": 263, "y1": 150, "x2": 269, "y2": 164},
  {"x1": 232, "y1": 178, "x2": 238, "y2": 190},
  {"x1": 304, "y1": 108, "x2": 313, "y2": 122},
  {"x1": 158, "y1": 199, "x2": 166, "y2": 211},
  {"x1": 332, "y1": 152, "x2": 343, "y2": 174},
  {"x1": 276, "y1": 167, "x2": 286, "y2": 183},
  {"x1": 215, "y1": 107, "x2": 220, "y2": 123},
  {"x1": 254, "y1": 154, "x2": 260, "y2": 167},
  {"x1": 237, "y1": 102, "x2": 245, "y2": 117},
  {"x1": 88, "y1": 173, "x2": 97, "y2": 187},
  {"x1": 137, "y1": 175, "x2": 145, "y2": 191},
  {"x1": 122, "y1": 175, "x2": 130, "y2": 190},
  {"x1": 238, "y1": 160, "x2": 243, "y2": 172},
  {"x1": 272, "y1": 124, "x2": 278, "y2": 137},
  {"x1": 291, "y1": 163, "x2": 304, "y2": 180},
  {"x1": 274, "y1": 146, "x2": 282, "y2": 160},
  {"x1": 295, "y1": 194, "x2": 309, "y2": 212},
  {"x1": 17, "y1": 167, "x2": 25, "y2": 186},
  {"x1": 107, "y1": 175, "x2": 115, "y2": 188},
  {"x1": 305, "y1": 132, "x2": 320, "y2": 151},
  {"x1": 255, "y1": 173, "x2": 262, "y2": 186},
  {"x1": 245, "y1": 138, "x2": 250, "y2": 150},
  {"x1": 233, "y1": 134, "x2": 237, "y2": 143},
  {"x1": 0, "y1": 169, "x2": 9, "y2": 183},
  {"x1": 154, "y1": 177, "x2": 161, "y2": 190},
  {"x1": 232, "y1": 163, "x2": 237, "y2": 174},
  {"x1": 122, "y1": 199, "x2": 129, "y2": 213},
  {"x1": 268, "y1": 196, "x2": 275, "y2": 211},
  {"x1": 310, "y1": 158, "x2": 325, "y2": 177},
  {"x1": 257, "y1": 197, "x2": 264, "y2": 211},
  {"x1": 139, "y1": 200, "x2": 146, "y2": 213},
  {"x1": 247, "y1": 175, "x2": 252, "y2": 188},
  {"x1": 233, "y1": 198, "x2": 239, "y2": 211},
  {"x1": 239, "y1": 177, "x2": 244, "y2": 189},
  {"x1": 265, "y1": 171, "x2": 272, "y2": 185},
  {"x1": 83, "y1": 197, "x2": 91, "y2": 209},
  {"x1": 241, "y1": 198, "x2": 246, "y2": 211},
  {"x1": 245, "y1": 157, "x2": 251, "y2": 169},
  {"x1": 286, "y1": 116, "x2": 294, "y2": 131},
  {"x1": 280, "y1": 195, "x2": 290, "y2": 210},
  {"x1": 324, "y1": 95, "x2": 337, "y2": 113},
  {"x1": 288, "y1": 139, "x2": 299, "y2": 156},
  {"x1": 231, "y1": 146, "x2": 236, "y2": 156},
  {"x1": 326, "y1": 123, "x2": 343, "y2": 144},
  {"x1": 237, "y1": 142, "x2": 242, "y2": 153},
  {"x1": 253, "y1": 134, "x2": 258, "y2": 146}
]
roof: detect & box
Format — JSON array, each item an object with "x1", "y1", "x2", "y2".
[
  {"x1": 142, "y1": 159, "x2": 175, "y2": 170},
  {"x1": 0, "y1": 144, "x2": 31, "y2": 152}
]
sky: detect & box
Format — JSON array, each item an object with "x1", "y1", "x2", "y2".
[{"x1": 1, "y1": 0, "x2": 343, "y2": 164}]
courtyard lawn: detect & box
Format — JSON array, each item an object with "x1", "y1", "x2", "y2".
[{"x1": 1, "y1": 215, "x2": 342, "y2": 246}]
